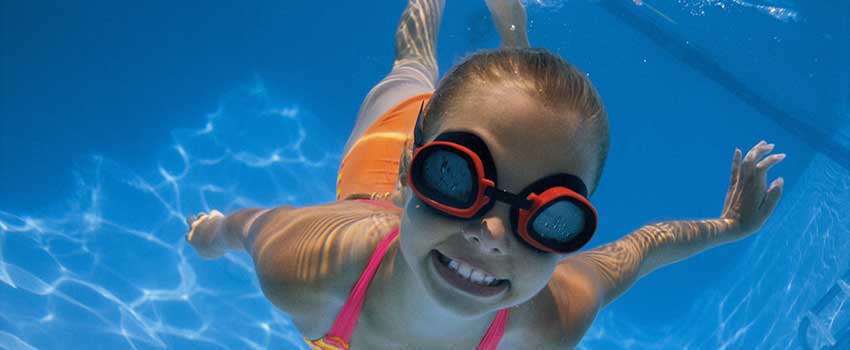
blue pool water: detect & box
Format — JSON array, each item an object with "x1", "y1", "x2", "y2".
[{"x1": 2, "y1": 1, "x2": 848, "y2": 349}]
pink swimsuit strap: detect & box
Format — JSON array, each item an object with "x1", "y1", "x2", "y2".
[
  {"x1": 325, "y1": 225, "x2": 400, "y2": 341},
  {"x1": 321, "y1": 200, "x2": 510, "y2": 349}
]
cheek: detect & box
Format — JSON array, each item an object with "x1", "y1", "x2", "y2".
[
  {"x1": 400, "y1": 198, "x2": 455, "y2": 254},
  {"x1": 536, "y1": 255, "x2": 560, "y2": 280},
  {"x1": 511, "y1": 253, "x2": 560, "y2": 296}
]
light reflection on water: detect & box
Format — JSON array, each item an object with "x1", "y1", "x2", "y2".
[
  {"x1": 1, "y1": 1, "x2": 845, "y2": 347},
  {"x1": 0, "y1": 82, "x2": 338, "y2": 350},
  {"x1": 1, "y1": 81, "x2": 847, "y2": 349}
]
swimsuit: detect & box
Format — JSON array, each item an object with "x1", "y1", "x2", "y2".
[
  {"x1": 304, "y1": 205, "x2": 510, "y2": 350},
  {"x1": 336, "y1": 93, "x2": 432, "y2": 201}
]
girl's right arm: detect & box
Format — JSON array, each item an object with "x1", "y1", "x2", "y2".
[{"x1": 185, "y1": 201, "x2": 401, "y2": 335}]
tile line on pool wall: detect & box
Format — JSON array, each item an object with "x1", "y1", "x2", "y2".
[{"x1": 598, "y1": 0, "x2": 850, "y2": 171}]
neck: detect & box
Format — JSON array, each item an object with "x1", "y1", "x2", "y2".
[{"x1": 362, "y1": 242, "x2": 497, "y2": 345}]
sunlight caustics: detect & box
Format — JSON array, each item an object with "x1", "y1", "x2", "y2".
[
  {"x1": 2, "y1": 82, "x2": 847, "y2": 349},
  {"x1": 0, "y1": 1, "x2": 840, "y2": 347},
  {"x1": 0, "y1": 83, "x2": 338, "y2": 350}
]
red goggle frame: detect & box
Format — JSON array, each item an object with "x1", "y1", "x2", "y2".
[{"x1": 406, "y1": 139, "x2": 598, "y2": 254}]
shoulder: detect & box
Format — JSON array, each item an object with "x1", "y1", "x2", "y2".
[
  {"x1": 253, "y1": 200, "x2": 401, "y2": 285},
  {"x1": 251, "y1": 200, "x2": 401, "y2": 337},
  {"x1": 501, "y1": 260, "x2": 603, "y2": 349},
  {"x1": 252, "y1": 200, "x2": 400, "y2": 259}
]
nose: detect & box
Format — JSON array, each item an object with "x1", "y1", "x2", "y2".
[{"x1": 462, "y1": 215, "x2": 509, "y2": 255}]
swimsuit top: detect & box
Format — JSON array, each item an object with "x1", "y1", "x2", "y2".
[{"x1": 304, "y1": 199, "x2": 510, "y2": 350}]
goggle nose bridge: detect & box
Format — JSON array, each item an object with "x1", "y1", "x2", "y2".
[{"x1": 483, "y1": 186, "x2": 533, "y2": 210}]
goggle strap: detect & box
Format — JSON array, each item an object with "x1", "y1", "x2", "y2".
[
  {"x1": 413, "y1": 101, "x2": 425, "y2": 148},
  {"x1": 484, "y1": 186, "x2": 533, "y2": 210}
]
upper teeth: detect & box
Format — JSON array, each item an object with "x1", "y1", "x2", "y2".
[{"x1": 447, "y1": 258, "x2": 498, "y2": 286}]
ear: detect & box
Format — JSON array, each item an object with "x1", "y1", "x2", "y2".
[{"x1": 391, "y1": 138, "x2": 415, "y2": 208}]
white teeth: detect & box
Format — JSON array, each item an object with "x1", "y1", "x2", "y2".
[
  {"x1": 442, "y1": 255, "x2": 498, "y2": 286},
  {"x1": 471, "y1": 271, "x2": 485, "y2": 284},
  {"x1": 458, "y1": 264, "x2": 472, "y2": 279}
]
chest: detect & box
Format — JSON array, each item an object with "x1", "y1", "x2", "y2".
[
  {"x1": 300, "y1": 293, "x2": 505, "y2": 349},
  {"x1": 345, "y1": 317, "x2": 498, "y2": 350},
  {"x1": 307, "y1": 321, "x2": 577, "y2": 350}
]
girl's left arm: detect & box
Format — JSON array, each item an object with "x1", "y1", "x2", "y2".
[{"x1": 560, "y1": 140, "x2": 786, "y2": 307}]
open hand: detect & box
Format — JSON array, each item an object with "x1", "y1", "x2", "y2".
[
  {"x1": 720, "y1": 140, "x2": 785, "y2": 239},
  {"x1": 185, "y1": 209, "x2": 223, "y2": 244}
]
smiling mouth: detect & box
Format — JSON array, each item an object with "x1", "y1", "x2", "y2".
[{"x1": 430, "y1": 250, "x2": 510, "y2": 297}]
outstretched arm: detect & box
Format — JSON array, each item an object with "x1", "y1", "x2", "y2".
[
  {"x1": 185, "y1": 208, "x2": 270, "y2": 258},
  {"x1": 562, "y1": 140, "x2": 786, "y2": 306},
  {"x1": 486, "y1": 0, "x2": 530, "y2": 48},
  {"x1": 185, "y1": 202, "x2": 401, "y2": 335}
]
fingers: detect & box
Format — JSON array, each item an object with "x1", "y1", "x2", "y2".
[
  {"x1": 186, "y1": 214, "x2": 205, "y2": 229},
  {"x1": 718, "y1": 139, "x2": 787, "y2": 234},
  {"x1": 185, "y1": 212, "x2": 210, "y2": 242},
  {"x1": 186, "y1": 214, "x2": 198, "y2": 227},
  {"x1": 743, "y1": 140, "x2": 787, "y2": 190},
  {"x1": 743, "y1": 140, "x2": 774, "y2": 175},
  {"x1": 760, "y1": 177, "x2": 784, "y2": 214},
  {"x1": 743, "y1": 139, "x2": 786, "y2": 216},
  {"x1": 722, "y1": 148, "x2": 743, "y2": 211},
  {"x1": 756, "y1": 153, "x2": 786, "y2": 173}
]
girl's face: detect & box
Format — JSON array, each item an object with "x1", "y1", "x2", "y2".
[{"x1": 397, "y1": 86, "x2": 599, "y2": 316}]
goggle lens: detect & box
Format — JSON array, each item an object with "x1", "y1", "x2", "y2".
[
  {"x1": 420, "y1": 149, "x2": 476, "y2": 208},
  {"x1": 530, "y1": 199, "x2": 586, "y2": 242}
]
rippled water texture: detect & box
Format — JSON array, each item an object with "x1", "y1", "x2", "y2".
[
  {"x1": 0, "y1": 84, "x2": 340, "y2": 350},
  {"x1": 2, "y1": 82, "x2": 848, "y2": 349},
  {"x1": 2, "y1": 1, "x2": 846, "y2": 349}
]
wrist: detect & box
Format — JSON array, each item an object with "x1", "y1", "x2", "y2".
[{"x1": 716, "y1": 217, "x2": 746, "y2": 243}]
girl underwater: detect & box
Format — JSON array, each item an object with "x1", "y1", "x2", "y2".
[{"x1": 186, "y1": 0, "x2": 786, "y2": 348}]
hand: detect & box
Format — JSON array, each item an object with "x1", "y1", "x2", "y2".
[
  {"x1": 185, "y1": 209, "x2": 223, "y2": 244},
  {"x1": 720, "y1": 140, "x2": 785, "y2": 239}
]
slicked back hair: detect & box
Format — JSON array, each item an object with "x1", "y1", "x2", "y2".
[{"x1": 421, "y1": 48, "x2": 609, "y2": 194}]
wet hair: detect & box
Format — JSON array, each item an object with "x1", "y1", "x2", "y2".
[{"x1": 421, "y1": 48, "x2": 609, "y2": 194}]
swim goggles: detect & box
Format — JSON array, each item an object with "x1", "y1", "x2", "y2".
[{"x1": 406, "y1": 104, "x2": 598, "y2": 254}]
